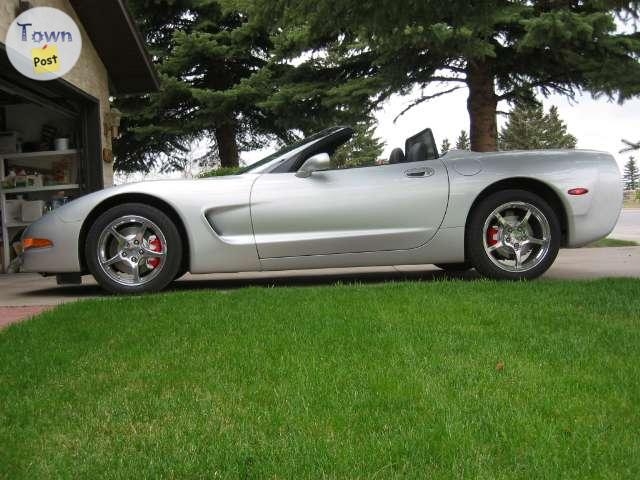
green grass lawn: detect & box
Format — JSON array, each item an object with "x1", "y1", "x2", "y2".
[
  {"x1": 588, "y1": 238, "x2": 638, "y2": 248},
  {"x1": 1, "y1": 279, "x2": 640, "y2": 479}
]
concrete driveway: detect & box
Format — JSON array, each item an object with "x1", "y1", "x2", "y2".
[
  {"x1": 610, "y1": 209, "x2": 640, "y2": 243},
  {"x1": 0, "y1": 246, "x2": 637, "y2": 311}
]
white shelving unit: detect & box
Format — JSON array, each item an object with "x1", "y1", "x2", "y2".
[{"x1": 1, "y1": 150, "x2": 80, "y2": 272}]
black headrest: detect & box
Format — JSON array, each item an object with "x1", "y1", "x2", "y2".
[
  {"x1": 407, "y1": 142, "x2": 427, "y2": 163},
  {"x1": 389, "y1": 148, "x2": 405, "y2": 164}
]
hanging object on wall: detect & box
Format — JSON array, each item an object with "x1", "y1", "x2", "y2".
[
  {"x1": 104, "y1": 108, "x2": 122, "y2": 142},
  {"x1": 102, "y1": 148, "x2": 113, "y2": 164}
]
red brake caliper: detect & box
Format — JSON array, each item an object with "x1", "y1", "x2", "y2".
[
  {"x1": 487, "y1": 226, "x2": 501, "y2": 247},
  {"x1": 146, "y1": 235, "x2": 162, "y2": 269}
]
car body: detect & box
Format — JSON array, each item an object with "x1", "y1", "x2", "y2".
[{"x1": 21, "y1": 126, "x2": 623, "y2": 293}]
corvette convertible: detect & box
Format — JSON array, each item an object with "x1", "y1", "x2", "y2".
[{"x1": 21, "y1": 126, "x2": 622, "y2": 294}]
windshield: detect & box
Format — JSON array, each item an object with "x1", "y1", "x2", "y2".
[{"x1": 237, "y1": 127, "x2": 344, "y2": 174}]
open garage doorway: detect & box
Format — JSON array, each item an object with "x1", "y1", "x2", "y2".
[{"x1": 0, "y1": 51, "x2": 102, "y2": 272}]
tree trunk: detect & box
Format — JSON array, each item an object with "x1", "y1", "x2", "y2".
[
  {"x1": 215, "y1": 122, "x2": 240, "y2": 168},
  {"x1": 466, "y1": 59, "x2": 498, "y2": 152}
]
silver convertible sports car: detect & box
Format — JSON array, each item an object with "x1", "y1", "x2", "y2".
[{"x1": 21, "y1": 126, "x2": 622, "y2": 294}]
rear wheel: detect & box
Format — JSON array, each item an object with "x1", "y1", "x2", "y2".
[
  {"x1": 85, "y1": 203, "x2": 182, "y2": 294},
  {"x1": 467, "y1": 190, "x2": 560, "y2": 280}
]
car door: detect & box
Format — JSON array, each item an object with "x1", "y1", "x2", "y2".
[{"x1": 250, "y1": 159, "x2": 450, "y2": 258}]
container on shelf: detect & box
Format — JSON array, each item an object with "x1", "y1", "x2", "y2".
[
  {"x1": 33, "y1": 174, "x2": 43, "y2": 188},
  {"x1": 54, "y1": 138, "x2": 70, "y2": 150},
  {"x1": 21, "y1": 200, "x2": 45, "y2": 222},
  {"x1": 0, "y1": 132, "x2": 19, "y2": 154},
  {"x1": 5, "y1": 199, "x2": 23, "y2": 222}
]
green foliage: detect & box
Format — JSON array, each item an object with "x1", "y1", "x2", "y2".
[
  {"x1": 114, "y1": 0, "x2": 272, "y2": 171},
  {"x1": 332, "y1": 123, "x2": 385, "y2": 169},
  {"x1": 2, "y1": 279, "x2": 640, "y2": 477},
  {"x1": 499, "y1": 104, "x2": 577, "y2": 150},
  {"x1": 624, "y1": 156, "x2": 639, "y2": 190},
  {"x1": 455, "y1": 130, "x2": 470, "y2": 150},
  {"x1": 440, "y1": 138, "x2": 451, "y2": 155},
  {"x1": 114, "y1": 0, "x2": 373, "y2": 173},
  {"x1": 199, "y1": 166, "x2": 241, "y2": 178}
]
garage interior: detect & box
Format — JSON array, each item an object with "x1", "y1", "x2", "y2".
[{"x1": 0, "y1": 53, "x2": 102, "y2": 272}]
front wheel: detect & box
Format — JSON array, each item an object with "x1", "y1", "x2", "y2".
[
  {"x1": 467, "y1": 190, "x2": 560, "y2": 280},
  {"x1": 85, "y1": 203, "x2": 183, "y2": 294}
]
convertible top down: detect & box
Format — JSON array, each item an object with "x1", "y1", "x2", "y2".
[{"x1": 21, "y1": 126, "x2": 623, "y2": 293}]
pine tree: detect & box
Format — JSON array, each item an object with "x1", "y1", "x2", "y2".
[
  {"x1": 455, "y1": 131, "x2": 470, "y2": 150},
  {"x1": 499, "y1": 104, "x2": 577, "y2": 150},
  {"x1": 440, "y1": 139, "x2": 451, "y2": 155},
  {"x1": 252, "y1": 1, "x2": 640, "y2": 152},
  {"x1": 113, "y1": 1, "x2": 268, "y2": 171},
  {"x1": 333, "y1": 122, "x2": 385, "y2": 168},
  {"x1": 624, "y1": 157, "x2": 639, "y2": 190},
  {"x1": 114, "y1": 0, "x2": 373, "y2": 173}
]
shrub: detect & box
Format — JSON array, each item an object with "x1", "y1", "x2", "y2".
[{"x1": 199, "y1": 167, "x2": 241, "y2": 178}]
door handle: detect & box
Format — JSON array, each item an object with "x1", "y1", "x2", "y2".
[{"x1": 404, "y1": 167, "x2": 435, "y2": 178}]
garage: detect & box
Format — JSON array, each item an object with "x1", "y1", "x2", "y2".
[{"x1": 0, "y1": 0, "x2": 159, "y2": 272}]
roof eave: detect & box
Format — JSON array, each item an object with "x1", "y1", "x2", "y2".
[{"x1": 68, "y1": 0, "x2": 160, "y2": 95}]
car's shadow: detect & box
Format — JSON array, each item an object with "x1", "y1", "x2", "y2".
[
  {"x1": 18, "y1": 268, "x2": 481, "y2": 300},
  {"x1": 172, "y1": 268, "x2": 480, "y2": 291}
]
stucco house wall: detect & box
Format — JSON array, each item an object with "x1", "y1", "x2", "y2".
[{"x1": 0, "y1": 0, "x2": 113, "y2": 186}]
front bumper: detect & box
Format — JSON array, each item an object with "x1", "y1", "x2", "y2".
[{"x1": 21, "y1": 211, "x2": 83, "y2": 273}]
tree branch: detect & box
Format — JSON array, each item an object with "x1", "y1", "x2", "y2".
[
  {"x1": 497, "y1": 76, "x2": 578, "y2": 102},
  {"x1": 448, "y1": 65, "x2": 467, "y2": 74},
  {"x1": 393, "y1": 86, "x2": 464, "y2": 122},
  {"x1": 425, "y1": 76, "x2": 467, "y2": 84}
]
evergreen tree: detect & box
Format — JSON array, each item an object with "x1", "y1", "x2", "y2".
[
  {"x1": 455, "y1": 131, "x2": 470, "y2": 150},
  {"x1": 114, "y1": 0, "x2": 373, "y2": 173},
  {"x1": 252, "y1": 1, "x2": 640, "y2": 152},
  {"x1": 624, "y1": 157, "x2": 639, "y2": 190},
  {"x1": 440, "y1": 138, "x2": 451, "y2": 155},
  {"x1": 333, "y1": 122, "x2": 385, "y2": 168},
  {"x1": 115, "y1": 0, "x2": 272, "y2": 171},
  {"x1": 499, "y1": 104, "x2": 577, "y2": 150}
]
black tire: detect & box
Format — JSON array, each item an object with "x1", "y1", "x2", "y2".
[
  {"x1": 173, "y1": 267, "x2": 189, "y2": 281},
  {"x1": 85, "y1": 203, "x2": 183, "y2": 294},
  {"x1": 466, "y1": 189, "x2": 561, "y2": 280},
  {"x1": 434, "y1": 263, "x2": 473, "y2": 272}
]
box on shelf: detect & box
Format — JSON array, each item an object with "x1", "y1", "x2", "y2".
[
  {"x1": 0, "y1": 132, "x2": 19, "y2": 154},
  {"x1": 4, "y1": 199, "x2": 23, "y2": 223},
  {"x1": 21, "y1": 200, "x2": 44, "y2": 222}
]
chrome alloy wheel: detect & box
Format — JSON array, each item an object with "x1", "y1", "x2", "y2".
[
  {"x1": 96, "y1": 215, "x2": 168, "y2": 287},
  {"x1": 482, "y1": 201, "x2": 551, "y2": 273}
]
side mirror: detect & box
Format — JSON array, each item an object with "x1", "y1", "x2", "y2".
[{"x1": 295, "y1": 153, "x2": 331, "y2": 178}]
